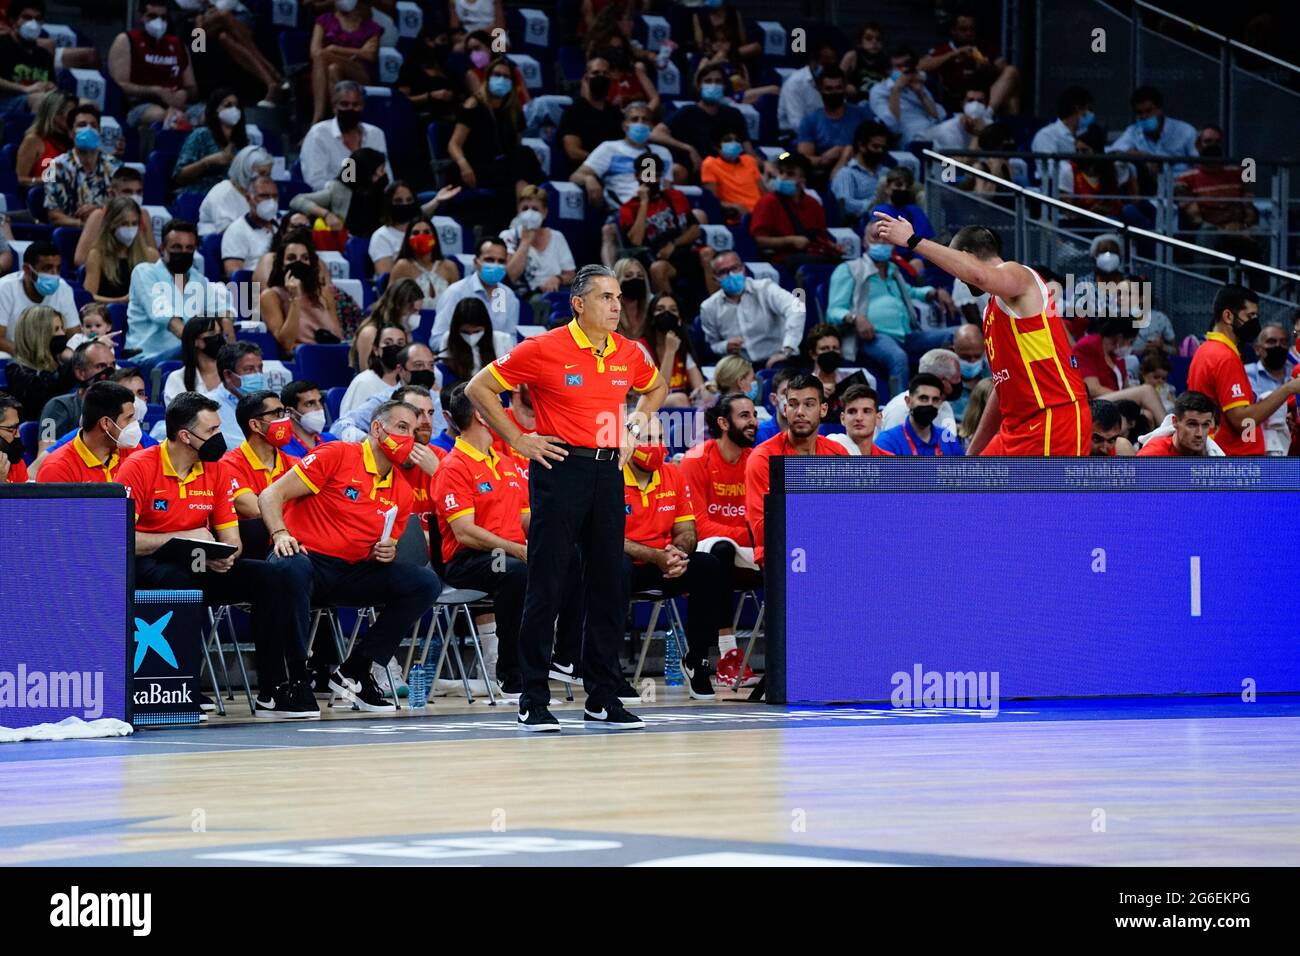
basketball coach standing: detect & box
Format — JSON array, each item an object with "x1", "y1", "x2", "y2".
[{"x1": 467, "y1": 264, "x2": 668, "y2": 732}]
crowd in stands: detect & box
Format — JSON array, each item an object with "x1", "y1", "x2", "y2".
[{"x1": 1, "y1": 0, "x2": 1298, "y2": 714}]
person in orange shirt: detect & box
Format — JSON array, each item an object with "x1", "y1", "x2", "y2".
[
  {"x1": 745, "y1": 374, "x2": 849, "y2": 567},
  {"x1": 36, "y1": 381, "x2": 137, "y2": 483},
  {"x1": 259, "y1": 399, "x2": 442, "y2": 714},
  {"x1": 1187, "y1": 284, "x2": 1300, "y2": 456},
  {"x1": 623, "y1": 442, "x2": 725, "y2": 700},
  {"x1": 701, "y1": 130, "x2": 766, "y2": 222},
  {"x1": 1137, "y1": 390, "x2": 1217, "y2": 457},
  {"x1": 0, "y1": 393, "x2": 30, "y2": 483},
  {"x1": 871, "y1": 215, "x2": 1091, "y2": 456},
  {"x1": 116, "y1": 392, "x2": 308, "y2": 718}
]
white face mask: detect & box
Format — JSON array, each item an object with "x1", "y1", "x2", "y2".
[
  {"x1": 461, "y1": 330, "x2": 485, "y2": 347},
  {"x1": 115, "y1": 225, "x2": 139, "y2": 246},
  {"x1": 143, "y1": 17, "x2": 167, "y2": 40},
  {"x1": 405, "y1": 311, "x2": 422, "y2": 331},
  {"x1": 516, "y1": 209, "x2": 544, "y2": 230},
  {"x1": 1095, "y1": 251, "x2": 1121, "y2": 273},
  {"x1": 963, "y1": 100, "x2": 992, "y2": 122},
  {"x1": 123, "y1": 193, "x2": 143, "y2": 207},
  {"x1": 255, "y1": 199, "x2": 279, "y2": 222},
  {"x1": 114, "y1": 418, "x2": 143, "y2": 449},
  {"x1": 218, "y1": 106, "x2": 242, "y2": 127},
  {"x1": 299, "y1": 409, "x2": 328, "y2": 435}
]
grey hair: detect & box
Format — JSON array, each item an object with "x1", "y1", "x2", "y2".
[
  {"x1": 918, "y1": 348, "x2": 960, "y2": 379},
  {"x1": 373, "y1": 399, "x2": 418, "y2": 427},
  {"x1": 570, "y1": 264, "x2": 617, "y2": 298},
  {"x1": 622, "y1": 100, "x2": 650, "y2": 119},
  {"x1": 230, "y1": 145, "x2": 273, "y2": 191},
  {"x1": 332, "y1": 80, "x2": 364, "y2": 101}
]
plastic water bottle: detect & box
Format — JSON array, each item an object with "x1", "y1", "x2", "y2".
[
  {"x1": 663, "y1": 623, "x2": 683, "y2": 687},
  {"x1": 422, "y1": 636, "x2": 443, "y2": 695},
  {"x1": 408, "y1": 662, "x2": 428, "y2": 710}
]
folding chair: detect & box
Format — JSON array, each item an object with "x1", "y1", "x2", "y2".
[
  {"x1": 205, "y1": 604, "x2": 256, "y2": 713},
  {"x1": 728, "y1": 590, "x2": 765, "y2": 690},
  {"x1": 631, "y1": 589, "x2": 690, "y2": 686}
]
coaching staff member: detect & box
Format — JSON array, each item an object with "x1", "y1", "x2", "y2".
[{"x1": 466, "y1": 264, "x2": 668, "y2": 732}]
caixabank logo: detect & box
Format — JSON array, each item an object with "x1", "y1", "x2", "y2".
[{"x1": 132, "y1": 611, "x2": 194, "y2": 708}]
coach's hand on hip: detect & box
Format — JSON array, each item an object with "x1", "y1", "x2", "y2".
[{"x1": 514, "y1": 432, "x2": 569, "y2": 469}]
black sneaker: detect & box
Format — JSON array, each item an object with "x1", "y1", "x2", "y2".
[
  {"x1": 616, "y1": 679, "x2": 643, "y2": 705},
  {"x1": 584, "y1": 700, "x2": 645, "y2": 730},
  {"x1": 517, "y1": 703, "x2": 561, "y2": 732},
  {"x1": 285, "y1": 680, "x2": 321, "y2": 718},
  {"x1": 255, "y1": 682, "x2": 320, "y2": 720},
  {"x1": 310, "y1": 669, "x2": 334, "y2": 700},
  {"x1": 196, "y1": 691, "x2": 217, "y2": 712},
  {"x1": 548, "y1": 658, "x2": 580, "y2": 683},
  {"x1": 349, "y1": 670, "x2": 396, "y2": 713},
  {"x1": 682, "y1": 660, "x2": 716, "y2": 700}
]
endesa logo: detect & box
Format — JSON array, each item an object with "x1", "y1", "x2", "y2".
[
  {"x1": 991, "y1": 368, "x2": 1011, "y2": 386},
  {"x1": 707, "y1": 502, "x2": 746, "y2": 517}
]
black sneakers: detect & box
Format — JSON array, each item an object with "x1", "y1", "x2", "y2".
[
  {"x1": 517, "y1": 703, "x2": 561, "y2": 733},
  {"x1": 682, "y1": 660, "x2": 716, "y2": 701},
  {"x1": 548, "y1": 658, "x2": 580, "y2": 683},
  {"x1": 616, "y1": 679, "x2": 644, "y2": 705},
  {"x1": 584, "y1": 700, "x2": 645, "y2": 730},
  {"x1": 255, "y1": 681, "x2": 321, "y2": 720}
]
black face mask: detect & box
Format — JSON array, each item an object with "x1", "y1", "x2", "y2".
[
  {"x1": 285, "y1": 260, "x2": 313, "y2": 282},
  {"x1": 1262, "y1": 345, "x2": 1288, "y2": 371},
  {"x1": 620, "y1": 278, "x2": 647, "y2": 302},
  {"x1": 336, "y1": 109, "x2": 362, "y2": 131},
  {"x1": 168, "y1": 251, "x2": 195, "y2": 276},
  {"x1": 891, "y1": 189, "x2": 914, "y2": 208},
  {"x1": 862, "y1": 149, "x2": 885, "y2": 165},
  {"x1": 50, "y1": 334, "x2": 68, "y2": 358},
  {"x1": 407, "y1": 369, "x2": 437, "y2": 389},
  {"x1": 1199, "y1": 143, "x2": 1223, "y2": 158},
  {"x1": 390, "y1": 202, "x2": 417, "y2": 224},
  {"x1": 191, "y1": 431, "x2": 227, "y2": 463},
  {"x1": 816, "y1": 351, "x2": 841, "y2": 373},
  {"x1": 588, "y1": 75, "x2": 611, "y2": 100},
  {"x1": 200, "y1": 334, "x2": 224, "y2": 359},
  {"x1": 822, "y1": 92, "x2": 845, "y2": 110},
  {"x1": 652, "y1": 311, "x2": 680, "y2": 334},
  {"x1": 86, "y1": 365, "x2": 115, "y2": 387},
  {"x1": 1234, "y1": 314, "x2": 1262, "y2": 345},
  {"x1": 911, "y1": 404, "x2": 940, "y2": 428},
  {"x1": 380, "y1": 344, "x2": 403, "y2": 371},
  {"x1": 2, "y1": 436, "x2": 23, "y2": 466}
]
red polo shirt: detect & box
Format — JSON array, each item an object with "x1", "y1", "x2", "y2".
[
  {"x1": 432, "y1": 437, "x2": 530, "y2": 565},
  {"x1": 117, "y1": 440, "x2": 238, "y2": 535},
  {"x1": 4, "y1": 459, "x2": 29, "y2": 483},
  {"x1": 678, "y1": 438, "x2": 750, "y2": 541},
  {"x1": 36, "y1": 432, "x2": 122, "y2": 483},
  {"x1": 1136, "y1": 434, "x2": 1203, "y2": 457},
  {"x1": 490, "y1": 407, "x2": 535, "y2": 480},
  {"x1": 488, "y1": 319, "x2": 659, "y2": 447},
  {"x1": 396, "y1": 443, "x2": 449, "y2": 517},
  {"x1": 744, "y1": 432, "x2": 848, "y2": 566},
  {"x1": 1187, "y1": 331, "x2": 1261, "y2": 455},
  {"x1": 285, "y1": 440, "x2": 415, "y2": 562},
  {"x1": 623, "y1": 461, "x2": 694, "y2": 554},
  {"x1": 221, "y1": 441, "x2": 298, "y2": 502}
]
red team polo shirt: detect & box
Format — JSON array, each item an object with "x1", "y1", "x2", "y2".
[
  {"x1": 35, "y1": 432, "x2": 122, "y2": 483},
  {"x1": 678, "y1": 438, "x2": 750, "y2": 542},
  {"x1": 221, "y1": 441, "x2": 299, "y2": 503},
  {"x1": 390, "y1": 443, "x2": 448, "y2": 517},
  {"x1": 117, "y1": 440, "x2": 238, "y2": 535},
  {"x1": 1187, "y1": 331, "x2": 1262, "y2": 455},
  {"x1": 744, "y1": 432, "x2": 848, "y2": 566},
  {"x1": 623, "y1": 462, "x2": 694, "y2": 554},
  {"x1": 490, "y1": 407, "x2": 535, "y2": 480},
  {"x1": 286, "y1": 440, "x2": 415, "y2": 562},
  {"x1": 4, "y1": 459, "x2": 29, "y2": 483},
  {"x1": 1136, "y1": 435, "x2": 1198, "y2": 457},
  {"x1": 488, "y1": 319, "x2": 660, "y2": 447},
  {"x1": 432, "y1": 438, "x2": 530, "y2": 565}
]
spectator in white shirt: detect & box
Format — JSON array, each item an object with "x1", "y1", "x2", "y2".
[
  {"x1": 869, "y1": 49, "x2": 945, "y2": 147},
  {"x1": 700, "y1": 251, "x2": 804, "y2": 368},
  {"x1": 1107, "y1": 85, "x2": 1198, "y2": 170},
  {"x1": 220, "y1": 175, "x2": 279, "y2": 277},
  {"x1": 299, "y1": 80, "x2": 392, "y2": 191},
  {"x1": 0, "y1": 242, "x2": 79, "y2": 357},
  {"x1": 198, "y1": 145, "x2": 273, "y2": 237},
  {"x1": 926, "y1": 87, "x2": 993, "y2": 152},
  {"x1": 570, "y1": 101, "x2": 674, "y2": 211},
  {"x1": 1030, "y1": 86, "x2": 1093, "y2": 181},
  {"x1": 777, "y1": 41, "x2": 840, "y2": 133},
  {"x1": 431, "y1": 236, "x2": 520, "y2": 344},
  {"x1": 501, "y1": 186, "x2": 576, "y2": 325}
]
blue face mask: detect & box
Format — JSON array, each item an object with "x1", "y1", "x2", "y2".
[
  {"x1": 34, "y1": 272, "x2": 61, "y2": 297},
  {"x1": 747, "y1": 379, "x2": 761, "y2": 402},
  {"x1": 866, "y1": 243, "x2": 893, "y2": 263},
  {"x1": 719, "y1": 272, "x2": 746, "y2": 296},
  {"x1": 479, "y1": 263, "x2": 507, "y2": 285},
  {"x1": 74, "y1": 127, "x2": 100, "y2": 151},
  {"x1": 890, "y1": 69, "x2": 902, "y2": 83},
  {"x1": 487, "y1": 75, "x2": 513, "y2": 98},
  {"x1": 239, "y1": 372, "x2": 267, "y2": 394},
  {"x1": 1138, "y1": 115, "x2": 1160, "y2": 134},
  {"x1": 774, "y1": 178, "x2": 797, "y2": 196},
  {"x1": 627, "y1": 122, "x2": 651, "y2": 145},
  {"x1": 720, "y1": 141, "x2": 743, "y2": 161},
  {"x1": 700, "y1": 83, "x2": 725, "y2": 103},
  {"x1": 960, "y1": 358, "x2": 986, "y2": 379},
  {"x1": 1076, "y1": 109, "x2": 1094, "y2": 134}
]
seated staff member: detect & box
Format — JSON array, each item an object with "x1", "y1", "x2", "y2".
[
  {"x1": 622, "y1": 441, "x2": 725, "y2": 700},
  {"x1": 827, "y1": 383, "x2": 893, "y2": 456},
  {"x1": 281, "y1": 379, "x2": 338, "y2": 456},
  {"x1": 745, "y1": 374, "x2": 849, "y2": 566},
  {"x1": 385, "y1": 384, "x2": 449, "y2": 517},
  {"x1": 260, "y1": 400, "x2": 443, "y2": 714},
  {"x1": 36, "y1": 381, "x2": 140, "y2": 482},
  {"x1": 115, "y1": 392, "x2": 313, "y2": 719},
  {"x1": 1137, "y1": 390, "x2": 1218, "y2": 457},
  {"x1": 0, "y1": 394, "x2": 30, "y2": 483},
  {"x1": 433, "y1": 384, "x2": 530, "y2": 694},
  {"x1": 221, "y1": 391, "x2": 299, "y2": 519},
  {"x1": 1088, "y1": 398, "x2": 1135, "y2": 457}
]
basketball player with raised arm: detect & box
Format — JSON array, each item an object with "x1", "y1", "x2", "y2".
[{"x1": 870, "y1": 213, "x2": 1091, "y2": 456}]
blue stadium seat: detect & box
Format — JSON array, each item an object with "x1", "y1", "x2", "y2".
[
  {"x1": 753, "y1": 94, "x2": 780, "y2": 144},
  {"x1": 149, "y1": 125, "x2": 190, "y2": 158},
  {"x1": 278, "y1": 29, "x2": 312, "y2": 78},
  {"x1": 51, "y1": 227, "x2": 81, "y2": 279},
  {"x1": 344, "y1": 235, "x2": 372, "y2": 282},
  {"x1": 145, "y1": 403, "x2": 165, "y2": 428},
  {"x1": 237, "y1": 328, "x2": 281, "y2": 361},
  {"x1": 412, "y1": 308, "x2": 436, "y2": 346},
  {"x1": 556, "y1": 46, "x2": 586, "y2": 87},
  {"x1": 154, "y1": 360, "x2": 181, "y2": 402},
  {"x1": 71, "y1": 283, "x2": 92, "y2": 310},
  {"x1": 19, "y1": 421, "x2": 38, "y2": 464},
  {"x1": 688, "y1": 314, "x2": 710, "y2": 362},
  {"x1": 295, "y1": 344, "x2": 353, "y2": 390},
  {"x1": 144, "y1": 151, "x2": 174, "y2": 207},
  {"x1": 732, "y1": 214, "x2": 760, "y2": 261},
  {"x1": 200, "y1": 232, "x2": 224, "y2": 281},
  {"x1": 26, "y1": 185, "x2": 46, "y2": 223},
  {"x1": 172, "y1": 191, "x2": 203, "y2": 223},
  {"x1": 325, "y1": 385, "x2": 347, "y2": 422},
  {"x1": 0, "y1": 144, "x2": 19, "y2": 196}
]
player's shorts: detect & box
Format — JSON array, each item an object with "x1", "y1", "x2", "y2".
[{"x1": 982, "y1": 402, "x2": 1092, "y2": 457}]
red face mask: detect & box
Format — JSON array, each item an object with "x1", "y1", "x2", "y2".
[
  {"x1": 409, "y1": 233, "x2": 436, "y2": 256},
  {"x1": 632, "y1": 444, "x2": 667, "y2": 471},
  {"x1": 378, "y1": 427, "x2": 416, "y2": 465},
  {"x1": 263, "y1": 417, "x2": 294, "y2": 448}
]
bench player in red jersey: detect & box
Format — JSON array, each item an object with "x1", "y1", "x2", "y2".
[{"x1": 870, "y1": 214, "x2": 1091, "y2": 456}]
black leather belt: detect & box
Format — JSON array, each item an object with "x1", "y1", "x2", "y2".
[{"x1": 561, "y1": 444, "x2": 619, "y2": 461}]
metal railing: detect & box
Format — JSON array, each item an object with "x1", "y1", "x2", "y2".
[
  {"x1": 1033, "y1": 0, "x2": 1300, "y2": 164},
  {"x1": 919, "y1": 148, "x2": 1300, "y2": 343}
]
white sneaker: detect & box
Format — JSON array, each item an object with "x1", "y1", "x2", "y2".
[{"x1": 371, "y1": 658, "x2": 408, "y2": 699}]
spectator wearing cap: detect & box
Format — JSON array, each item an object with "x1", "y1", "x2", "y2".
[
  {"x1": 299, "y1": 81, "x2": 392, "y2": 192},
  {"x1": 827, "y1": 383, "x2": 892, "y2": 456},
  {"x1": 701, "y1": 251, "x2": 805, "y2": 368},
  {"x1": 1088, "y1": 399, "x2": 1135, "y2": 457},
  {"x1": 1137, "y1": 391, "x2": 1220, "y2": 457},
  {"x1": 875, "y1": 373, "x2": 964, "y2": 456},
  {"x1": 107, "y1": 0, "x2": 199, "y2": 131},
  {"x1": 750, "y1": 151, "x2": 844, "y2": 270}
]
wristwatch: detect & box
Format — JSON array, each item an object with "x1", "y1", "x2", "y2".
[
  {"x1": 627, "y1": 421, "x2": 642, "y2": 440},
  {"x1": 906, "y1": 233, "x2": 923, "y2": 250}
]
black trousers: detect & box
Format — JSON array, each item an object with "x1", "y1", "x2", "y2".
[
  {"x1": 622, "y1": 551, "x2": 725, "y2": 668},
  {"x1": 517, "y1": 453, "x2": 625, "y2": 709},
  {"x1": 444, "y1": 549, "x2": 526, "y2": 679},
  {"x1": 705, "y1": 539, "x2": 764, "y2": 598},
  {"x1": 273, "y1": 552, "x2": 442, "y2": 671},
  {"x1": 549, "y1": 547, "x2": 590, "y2": 669},
  {"x1": 134, "y1": 555, "x2": 301, "y2": 689}
]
